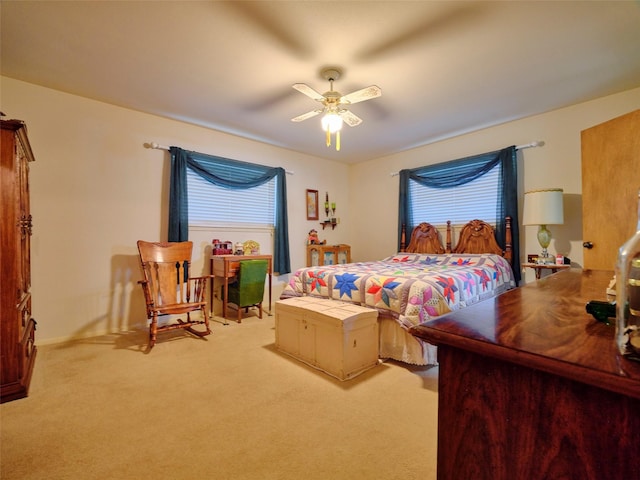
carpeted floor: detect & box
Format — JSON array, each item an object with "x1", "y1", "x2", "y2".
[{"x1": 0, "y1": 312, "x2": 438, "y2": 479}]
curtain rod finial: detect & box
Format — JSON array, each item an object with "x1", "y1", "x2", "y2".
[{"x1": 144, "y1": 142, "x2": 170, "y2": 151}]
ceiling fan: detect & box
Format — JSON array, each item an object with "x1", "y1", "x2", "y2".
[{"x1": 291, "y1": 67, "x2": 382, "y2": 151}]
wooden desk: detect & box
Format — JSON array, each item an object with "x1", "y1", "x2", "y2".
[
  {"x1": 409, "y1": 269, "x2": 640, "y2": 480},
  {"x1": 211, "y1": 255, "x2": 272, "y2": 319},
  {"x1": 522, "y1": 261, "x2": 571, "y2": 279}
]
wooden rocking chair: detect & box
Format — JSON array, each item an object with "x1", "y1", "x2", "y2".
[{"x1": 137, "y1": 241, "x2": 211, "y2": 349}]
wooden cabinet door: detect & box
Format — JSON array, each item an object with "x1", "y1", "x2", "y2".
[
  {"x1": 322, "y1": 247, "x2": 337, "y2": 265},
  {"x1": 336, "y1": 245, "x2": 351, "y2": 264},
  {"x1": 581, "y1": 109, "x2": 640, "y2": 270},
  {"x1": 306, "y1": 246, "x2": 320, "y2": 266},
  {"x1": 18, "y1": 138, "x2": 32, "y2": 316}
]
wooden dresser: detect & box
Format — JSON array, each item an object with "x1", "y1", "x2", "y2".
[
  {"x1": 410, "y1": 269, "x2": 640, "y2": 480},
  {"x1": 1, "y1": 119, "x2": 37, "y2": 403}
]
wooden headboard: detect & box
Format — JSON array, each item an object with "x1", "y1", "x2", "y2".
[
  {"x1": 401, "y1": 217, "x2": 512, "y2": 264},
  {"x1": 403, "y1": 222, "x2": 446, "y2": 254}
]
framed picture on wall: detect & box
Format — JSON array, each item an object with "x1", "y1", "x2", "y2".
[{"x1": 306, "y1": 189, "x2": 319, "y2": 220}]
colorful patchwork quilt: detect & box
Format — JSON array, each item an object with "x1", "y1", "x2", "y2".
[{"x1": 280, "y1": 253, "x2": 516, "y2": 330}]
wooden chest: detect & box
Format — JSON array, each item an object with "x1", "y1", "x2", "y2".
[{"x1": 275, "y1": 297, "x2": 379, "y2": 381}]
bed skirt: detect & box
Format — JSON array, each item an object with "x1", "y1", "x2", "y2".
[{"x1": 378, "y1": 317, "x2": 438, "y2": 366}]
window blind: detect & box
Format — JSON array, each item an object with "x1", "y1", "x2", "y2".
[
  {"x1": 408, "y1": 164, "x2": 500, "y2": 225},
  {"x1": 187, "y1": 168, "x2": 276, "y2": 227}
]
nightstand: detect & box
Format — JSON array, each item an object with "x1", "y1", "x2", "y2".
[{"x1": 522, "y1": 262, "x2": 571, "y2": 280}]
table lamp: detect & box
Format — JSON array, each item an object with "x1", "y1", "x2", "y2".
[{"x1": 523, "y1": 188, "x2": 564, "y2": 264}]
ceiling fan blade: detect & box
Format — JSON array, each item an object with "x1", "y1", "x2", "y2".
[
  {"x1": 340, "y1": 110, "x2": 363, "y2": 127},
  {"x1": 292, "y1": 83, "x2": 325, "y2": 101},
  {"x1": 355, "y1": 3, "x2": 489, "y2": 61},
  {"x1": 340, "y1": 85, "x2": 382, "y2": 105},
  {"x1": 291, "y1": 109, "x2": 323, "y2": 122},
  {"x1": 221, "y1": 2, "x2": 310, "y2": 57}
]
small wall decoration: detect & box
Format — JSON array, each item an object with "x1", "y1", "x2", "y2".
[
  {"x1": 306, "y1": 189, "x2": 319, "y2": 220},
  {"x1": 320, "y1": 191, "x2": 338, "y2": 230}
]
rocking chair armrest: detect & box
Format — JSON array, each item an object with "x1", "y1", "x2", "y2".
[
  {"x1": 138, "y1": 279, "x2": 151, "y2": 299},
  {"x1": 188, "y1": 275, "x2": 210, "y2": 282},
  {"x1": 187, "y1": 275, "x2": 210, "y2": 289},
  {"x1": 186, "y1": 275, "x2": 209, "y2": 304}
]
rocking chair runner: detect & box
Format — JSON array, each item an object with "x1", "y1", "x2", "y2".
[{"x1": 137, "y1": 240, "x2": 211, "y2": 348}]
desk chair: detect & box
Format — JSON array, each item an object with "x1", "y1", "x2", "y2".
[{"x1": 227, "y1": 259, "x2": 268, "y2": 323}]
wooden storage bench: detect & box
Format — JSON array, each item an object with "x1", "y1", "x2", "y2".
[{"x1": 275, "y1": 296, "x2": 379, "y2": 381}]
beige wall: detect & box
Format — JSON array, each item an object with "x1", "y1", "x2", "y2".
[
  {"x1": 2, "y1": 77, "x2": 351, "y2": 343},
  {"x1": 3, "y1": 75, "x2": 640, "y2": 342},
  {"x1": 350, "y1": 87, "x2": 640, "y2": 281}
]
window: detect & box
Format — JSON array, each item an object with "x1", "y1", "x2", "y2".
[
  {"x1": 408, "y1": 163, "x2": 500, "y2": 225},
  {"x1": 169, "y1": 146, "x2": 290, "y2": 274},
  {"x1": 186, "y1": 168, "x2": 276, "y2": 227},
  {"x1": 397, "y1": 146, "x2": 520, "y2": 282}
]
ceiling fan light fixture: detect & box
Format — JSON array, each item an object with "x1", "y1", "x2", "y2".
[
  {"x1": 321, "y1": 112, "x2": 343, "y2": 151},
  {"x1": 292, "y1": 66, "x2": 381, "y2": 153},
  {"x1": 321, "y1": 112, "x2": 343, "y2": 133}
]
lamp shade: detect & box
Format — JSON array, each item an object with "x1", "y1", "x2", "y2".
[
  {"x1": 321, "y1": 112, "x2": 343, "y2": 133},
  {"x1": 523, "y1": 188, "x2": 564, "y2": 225}
]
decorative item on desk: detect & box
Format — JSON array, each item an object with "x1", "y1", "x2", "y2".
[
  {"x1": 616, "y1": 189, "x2": 640, "y2": 361},
  {"x1": 243, "y1": 240, "x2": 260, "y2": 255},
  {"x1": 523, "y1": 188, "x2": 564, "y2": 264},
  {"x1": 234, "y1": 242, "x2": 244, "y2": 255},
  {"x1": 212, "y1": 239, "x2": 233, "y2": 255}
]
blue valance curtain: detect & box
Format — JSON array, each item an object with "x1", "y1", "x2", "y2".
[
  {"x1": 398, "y1": 146, "x2": 520, "y2": 282},
  {"x1": 169, "y1": 147, "x2": 291, "y2": 275}
]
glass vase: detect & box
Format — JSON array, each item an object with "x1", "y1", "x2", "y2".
[{"x1": 616, "y1": 190, "x2": 640, "y2": 361}]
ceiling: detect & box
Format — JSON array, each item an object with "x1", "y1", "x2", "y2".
[{"x1": 2, "y1": 1, "x2": 640, "y2": 164}]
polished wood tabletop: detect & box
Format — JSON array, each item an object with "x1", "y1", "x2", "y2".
[{"x1": 410, "y1": 268, "x2": 640, "y2": 399}]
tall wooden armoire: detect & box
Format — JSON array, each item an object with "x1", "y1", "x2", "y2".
[{"x1": 1, "y1": 119, "x2": 37, "y2": 403}]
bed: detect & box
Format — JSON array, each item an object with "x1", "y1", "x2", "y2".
[{"x1": 280, "y1": 218, "x2": 516, "y2": 365}]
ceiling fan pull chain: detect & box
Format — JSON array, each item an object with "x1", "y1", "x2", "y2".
[
  {"x1": 326, "y1": 128, "x2": 331, "y2": 147},
  {"x1": 336, "y1": 131, "x2": 341, "y2": 151}
]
